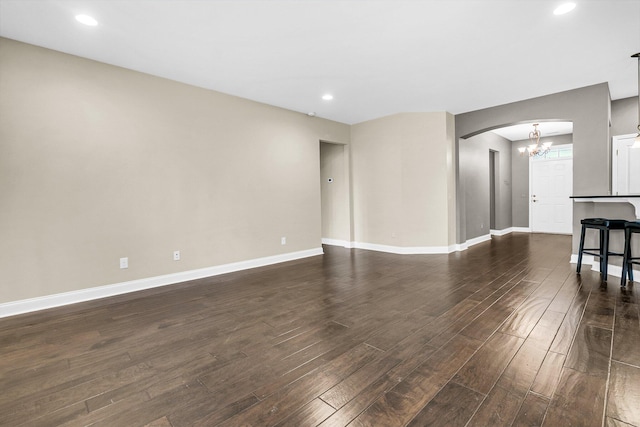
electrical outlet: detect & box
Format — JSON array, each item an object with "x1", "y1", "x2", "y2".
[
  {"x1": 173, "y1": 250, "x2": 180, "y2": 261},
  {"x1": 119, "y1": 257, "x2": 128, "y2": 269},
  {"x1": 281, "y1": 237, "x2": 286, "y2": 245}
]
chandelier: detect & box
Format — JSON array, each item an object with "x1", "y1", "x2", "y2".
[{"x1": 518, "y1": 123, "x2": 552, "y2": 157}]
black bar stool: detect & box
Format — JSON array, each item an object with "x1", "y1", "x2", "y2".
[
  {"x1": 577, "y1": 218, "x2": 626, "y2": 281},
  {"x1": 621, "y1": 221, "x2": 640, "y2": 287}
]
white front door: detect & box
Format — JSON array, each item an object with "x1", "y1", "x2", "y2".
[{"x1": 530, "y1": 157, "x2": 573, "y2": 234}]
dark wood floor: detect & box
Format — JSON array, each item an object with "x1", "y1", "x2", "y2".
[{"x1": 1, "y1": 233, "x2": 639, "y2": 426}]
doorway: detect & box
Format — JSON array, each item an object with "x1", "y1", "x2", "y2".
[
  {"x1": 489, "y1": 150, "x2": 498, "y2": 230},
  {"x1": 529, "y1": 145, "x2": 573, "y2": 234},
  {"x1": 320, "y1": 141, "x2": 352, "y2": 246},
  {"x1": 612, "y1": 133, "x2": 640, "y2": 195}
]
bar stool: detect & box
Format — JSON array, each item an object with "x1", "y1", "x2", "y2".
[
  {"x1": 621, "y1": 221, "x2": 640, "y2": 287},
  {"x1": 577, "y1": 218, "x2": 626, "y2": 281}
]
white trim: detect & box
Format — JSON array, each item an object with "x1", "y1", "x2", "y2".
[
  {"x1": 528, "y1": 143, "x2": 574, "y2": 163},
  {"x1": 604, "y1": 264, "x2": 640, "y2": 280},
  {"x1": 327, "y1": 230, "x2": 531, "y2": 255},
  {"x1": 569, "y1": 253, "x2": 640, "y2": 279},
  {"x1": 570, "y1": 253, "x2": 595, "y2": 265},
  {"x1": 612, "y1": 133, "x2": 637, "y2": 196},
  {"x1": 490, "y1": 227, "x2": 531, "y2": 236},
  {"x1": 465, "y1": 233, "x2": 492, "y2": 247},
  {"x1": 0, "y1": 248, "x2": 323, "y2": 319},
  {"x1": 321, "y1": 238, "x2": 354, "y2": 248},
  {"x1": 529, "y1": 151, "x2": 573, "y2": 234},
  {"x1": 351, "y1": 241, "x2": 456, "y2": 254},
  {"x1": 450, "y1": 234, "x2": 493, "y2": 252},
  {"x1": 350, "y1": 233, "x2": 494, "y2": 255},
  {"x1": 491, "y1": 227, "x2": 513, "y2": 236}
]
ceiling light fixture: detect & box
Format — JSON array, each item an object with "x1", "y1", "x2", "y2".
[
  {"x1": 633, "y1": 53, "x2": 640, "y2": 147},
  {"x1": 322, "y1": 94, "x2": 333, "y2": 101},
  {"x1": 518, "y1": 124, "x2": 552, "y2": 157},
  {"x1": 553, "y1": 2, "x2": 576, "y2": 15},
  {"x1": 75, "y1": 14, "x2": 98, "y2": 26}
]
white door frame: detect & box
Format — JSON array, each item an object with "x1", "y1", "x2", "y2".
[
  {"x1": 612, "y1": 133, "x2": 638, "y2": 195},
  {"x1": 528, "y1": 144, "x2": 573, "y2": 233}
]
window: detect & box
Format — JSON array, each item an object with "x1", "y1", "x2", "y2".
[{"x1": 530, "y1": 144, "x2": 573, "y2": 161}]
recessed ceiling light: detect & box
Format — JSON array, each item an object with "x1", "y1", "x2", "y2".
[
  {"x1": 553, "y1": 2, "x2": 576, "y2": 15},
  {"x1": 75, "y1": 14, "x2": 98, "y2": 26},
  {"x1": 322, "y1": 94, "x2": 334, "y2": 101},
  {"x1": 307, "y1": 112, "x2": 316, "y2": 117}
]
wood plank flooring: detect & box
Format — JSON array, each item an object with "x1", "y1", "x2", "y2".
[{"x1": 1, "y1": 233, "x2": 639, "y2": 426}]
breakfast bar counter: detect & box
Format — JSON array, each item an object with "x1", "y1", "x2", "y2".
[{"x1": 571, "y1": 195, "x2": 640, "y2": 219}]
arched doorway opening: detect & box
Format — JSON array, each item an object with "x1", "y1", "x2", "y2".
[{"x1": 458, "y1": 120, "x2": 574, "y2": 245}]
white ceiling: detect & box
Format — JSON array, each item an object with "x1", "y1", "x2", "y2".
[
  {"x1": 0, "y1": 0, "x2": 638, "y2": 125},
  {"x1": 491, "y1": 121, "x2": 573, "y2": 141}
]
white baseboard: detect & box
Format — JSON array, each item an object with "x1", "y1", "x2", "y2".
[
  {"x1": 455, "y1": 229, "x2": 527, "y2": 251},
  {"x1": 322, "y1": 237, "x2": 457, "y2": 254},
  {"x1": 462, "y1": 233, "x2": 492, "y2": 249},
  {"x1": 569, "y1": 253, "x2": 640, "y2": 280},
  {"x1": 325, "y1": 228, "x2": 530, "y2": 256},
  {"x1": 512, "y1": 227, "x2": 532, "y2": 233},
  {"x1": 321, "y1": 238, "x2": 354, "y2": 248},
  {"x1": 569, "y1": 253, "x2": 595, "y2": 265},
  {"x1": 490, "y1": 227, "x2": 531, "y2": 236},
  {"x1": 349, "y1": 233, "x2": 496, "y2": 255},
  {"x1": 351, "y1": 241, "x2": 456, "y2": 255},
  {"x1": 335, "y1": 232, "x2": 499, "y2": 255},
  {"x1": 0, "y1": 248, "x2": 324, "y2": 319},
  {"x1": 491, "y1": 228, "x2": 511, "y2": 236}
]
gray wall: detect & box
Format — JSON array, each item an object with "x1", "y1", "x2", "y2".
[
  {"x1": 611, "y1": 97, "x2": 639, "y2": 136},
  {"x1": 460, "y1": 131, "x2": 512, "y2": 239},
  {"x1": 455, "y1": 83, "x2": 612, "y2": 251},
  {"x1": 604, "y1": 97, "x2": 640, "y2": 264},
  {"x1": 511, "y1": 134, "x2": 574, "y2": 228}
]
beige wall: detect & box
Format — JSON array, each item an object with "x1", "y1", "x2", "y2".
[
  {"x1": 0, "y1": 38, "x2": 350, "y2": 304},
  {"x1": 350, "y1": 112, "x2": 456, "y2": 248},
  {"x1": 445, "y1": 113, "x2": 457, "y2": 247}
]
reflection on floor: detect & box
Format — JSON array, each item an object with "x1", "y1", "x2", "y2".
[{"x1": 1, "y1": 233, "x2": 638, "y2": 426}]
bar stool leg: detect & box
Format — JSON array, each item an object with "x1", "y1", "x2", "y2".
[
  {"x1": 602, "y1": 229, "x2": 609, "y2": 280},
  {"x1": 621, "y1": 227, "x2": 631, "y2": 287},
  {"x1": 628, "y1": 228, "x2": 634, "y2": 283},
  {"x1": 577, "y1": 225, "x2": 586, "y2": 273}
]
